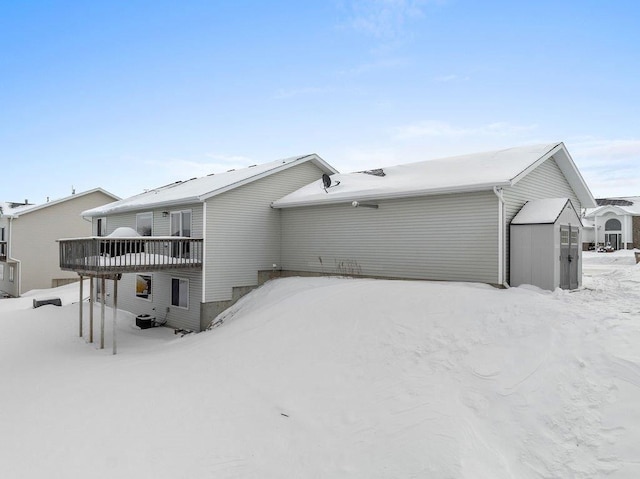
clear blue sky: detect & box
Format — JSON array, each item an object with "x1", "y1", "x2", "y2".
[{"x1": 1, "y1": 0, "x2": 639, "y2": 203}]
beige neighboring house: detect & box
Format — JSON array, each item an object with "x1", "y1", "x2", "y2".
[{"x1": 0, "y1": 188, "x2": 120, "y2": 297}]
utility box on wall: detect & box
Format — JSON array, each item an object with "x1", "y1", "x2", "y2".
[{"x1": 510, "y1": 198, "x2": 583, "y2": 291}]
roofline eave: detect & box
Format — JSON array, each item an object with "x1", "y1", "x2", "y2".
[
  {"x1": 272, "y1": 181, "x2": 512, "y2": 209},
  {"x1": 82, "y1": 197, "x2": 203, "y2": 217}
]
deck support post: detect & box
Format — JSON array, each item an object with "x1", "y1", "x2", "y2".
[
  {"x1": 100, "y1": 276, "x2": 106, "y2": 349},
  {"x1": 112, "y1": 276, "x2": 118, "y2": 355},
  {"x1": 89, "y1": 277, "x2": 94, "y2": 343},
  {"x1": 78, "y1": 275, "x2": 84, "y2": 338}
]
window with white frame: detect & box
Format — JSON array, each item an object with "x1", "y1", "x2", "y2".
[
  {"x1": 1, "y1": 226, "x2": 5, "y2": 241},
  {"x1": 136, "y1": 212, "x2": 153, "y2": 236},
  {"x1": 171, "y1": 278, "x2": 189, "y2": 309},
  {"x1": 9, "y1": 265, "x2": 14, "y2": 282},
  {"x1": 135, "y1": 274, "x2": 152, "y2": 300},
  {"x1": 170, "y1": 210, "x2": 192, "y2": 258},
  {"x1": 0, "y1": 264, "x2": 4, "y2": 281}
]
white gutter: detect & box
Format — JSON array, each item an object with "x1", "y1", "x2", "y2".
[
  {"x1": 493, "y1": 187, "x2": 509, "y2": 288},
  {"x1": 273, "y1": 181, "x2": 513, "y2": 209}
]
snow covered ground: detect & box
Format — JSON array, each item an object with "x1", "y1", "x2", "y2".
[{"x1": 1, "y1": 251, "x2": 639, "y2": 478}]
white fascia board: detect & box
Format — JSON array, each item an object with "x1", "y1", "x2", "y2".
[
  {"x1": 81, "y1": 197, "x2": 202, "y2": 217},
  {"x1": 587, "y1": 205, "x2": 629, "y2": 217},
  {"x1": 509, "y1": 142, "x2": 563, "y2": 185},
  {"x1": 272, "y1": 181, "x2": 512, "y2": 209},
  {"x1": 510, "y1": 142, "x2": 596, "y2": 208},
  {"x1": 13, "y1": 188, "x2": 120, "y2": 217}
]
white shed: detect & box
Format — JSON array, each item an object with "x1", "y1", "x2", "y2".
[{"x1": 510, "y1": 198, "x2": 583, "y2": 291}]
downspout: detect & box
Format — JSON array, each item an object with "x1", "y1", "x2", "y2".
[{"x1": 493, "y1": 187, "x2": 510, "y2": 288}]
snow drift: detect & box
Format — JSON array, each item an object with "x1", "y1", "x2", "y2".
[{"x1": 0, "y1": 251, "x2": 639, "y2": 478}]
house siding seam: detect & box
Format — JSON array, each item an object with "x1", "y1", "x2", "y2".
[
  {"x1": 280, "y1": 191, "x2": 500, "y2": 284},
  {"x1": 204, "y1": 161, "x2": 326, "y2": 303},
  {"x1": 503, "y1": 156, "x2": 581, "y2": 284}
]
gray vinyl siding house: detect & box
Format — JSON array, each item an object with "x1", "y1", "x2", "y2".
[
  {"x1": 0, "y1": 189, "x2": 119, "y2": 297},
  {"x1": 273, "y1": 142, "x2": 596, "y2": 289},
  {"x1": 96, "y1": 203, "x2": 205, "y2": 332},
  {"x1": 63, "y1": 155, "x2": 336, "y2": 332}
]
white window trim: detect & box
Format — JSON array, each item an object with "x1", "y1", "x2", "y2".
[
  {"x1": 0, "y1": 264, "x2": 4, "y2": 281},
  {"x1": 171, "y1": 277, "x2": 189, "y2": 310},
  {"x1": 170, "y1": 209, "x2": 192, "y2": 237}
]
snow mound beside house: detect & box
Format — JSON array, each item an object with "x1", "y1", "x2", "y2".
[{"x1": 1, "y1": 263, "x2": 640, "y2": 478}]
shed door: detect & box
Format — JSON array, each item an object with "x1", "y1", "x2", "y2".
[{"x1": 560, "y1": 226, "x2": 579, "y2": 289}]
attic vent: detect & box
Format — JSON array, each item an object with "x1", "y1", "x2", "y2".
[
  {"x1": 596, "y1": 198, "x2": 634, "y2": 206},
  {"x1": 358, "y1": 168, "x2": 386, "y2": 177}
]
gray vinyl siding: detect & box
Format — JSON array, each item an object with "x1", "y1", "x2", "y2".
[
  {"x1": 0, "y1": 216, "x2": 17, "y2": 296},
  {"x1": 281, "y1": 190, "x2": 500, "y2": 284},
  {"x1": 97, "y1": 204, "x2": 204, "y2": 238},
  {"x1": 0, "y1": 262, "x2": 19, "y2": 297},
  {"x1": 204, "y1": 161, "x2": 326, "y2": 302},
  {"x1": 503, "y1": 156, "x2": 581, "y2": 283},
  {"x1": 103, "y1": 269, "x2": 202, "y2": 331},
  {"x1": 9, "y1": 190, "x2": 116, "y2": 295},
  {"x1": 98, "y1": 203, "x2": 204, "y2": 331}
]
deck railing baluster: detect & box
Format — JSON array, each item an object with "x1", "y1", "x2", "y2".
[{"x1": 58, "y1": 236, "x2": 202, "y2": 274}]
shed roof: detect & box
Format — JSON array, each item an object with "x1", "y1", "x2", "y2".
[
  {"x1": 82, "y1": 154, "x2": 336, "y2": 217},
  {"x1": 272, "y1": 143, "x2": 596, "y2": 209},
  {"x1": 0, "y1": 188, "x2": 120, "y2": 218},
  {"x1": 511, "y1": 198, "x2": 580, "y2": 225}
]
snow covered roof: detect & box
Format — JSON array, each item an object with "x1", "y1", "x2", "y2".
[
  {"x1": 272, "y1": 143, "x2": 596, "y2": 209},
  {"x1": 82, "y1": 154, "x2": 336, "y2": 217},
  {"x1": 584, "y1": 196, "x2": 640, "y2": 218},
  {"x1": 511, "y1": 198, "x2": 580, "y2": 225},
  {"x1": 0, "y1": 188, "x2": 120, "y2": 218}
]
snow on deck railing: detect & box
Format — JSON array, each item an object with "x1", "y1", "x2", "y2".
[{"x1": 58, "y1": 236, "x2": 203, "y2": 274}]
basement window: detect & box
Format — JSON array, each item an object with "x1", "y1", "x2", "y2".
[
  {"x1": 136, "y1": 274, "x2": 152, "y2": 300},
  {"x1": 171, "y1": 278, "x2": 189, "y2": 309}
]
